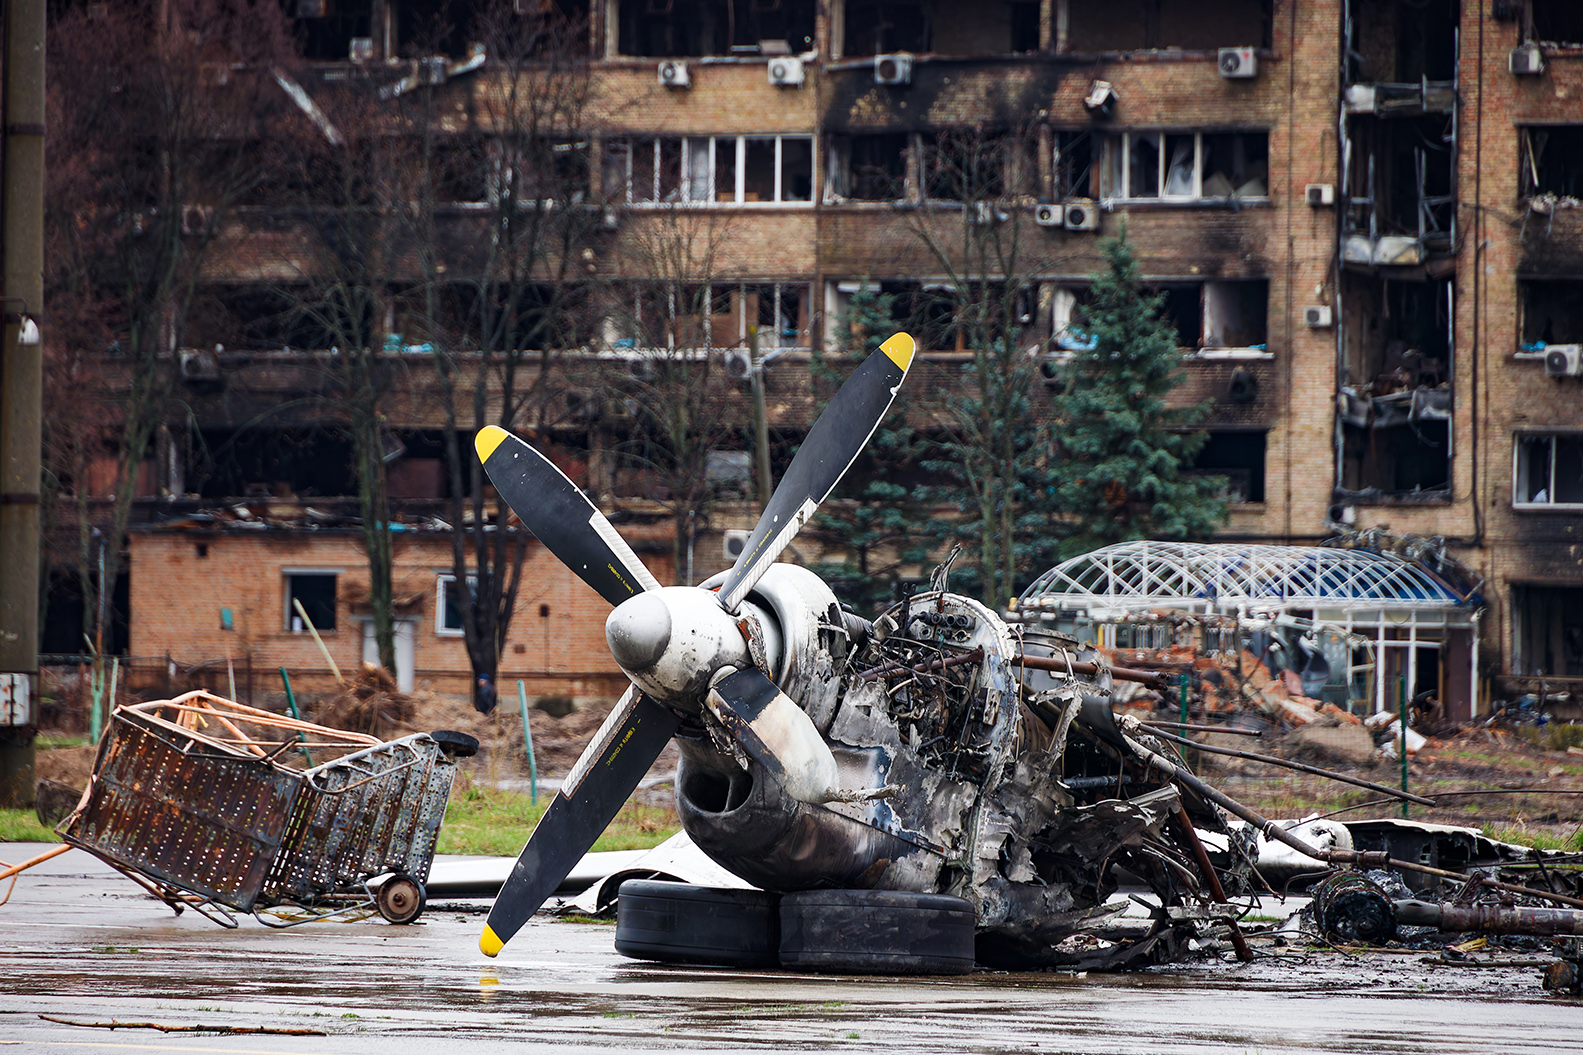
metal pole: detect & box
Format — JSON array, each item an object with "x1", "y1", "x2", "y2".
[
  {"x1": 748, "y1": 325, "x2": 773, "y2": 509},
  {"x1": 1399, "y1": 674, "x2": 1410, "y2": 818},
  {"x1": 1179, "y1": 673, "x2": 1190, "y2": 736},
  {"x1": 278, "y1": 668, "x2": 313, "y2": 765},
  {"x1": 518, "y1": 680, "x2": 537, "y2": 805},
  {"x1": 0, "y1": 0, "x2": 47, "y2": 808}
]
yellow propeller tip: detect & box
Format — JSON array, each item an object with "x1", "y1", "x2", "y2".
[
  {"x1": 879, "y1": 332, "x2": 915, "y2": 371},
  {"x1": 480, "y1": 924, "x2": 504, "y2": 957},
  {"x1": 475, "y1": 425, "x2": 509, "y2": 463}
]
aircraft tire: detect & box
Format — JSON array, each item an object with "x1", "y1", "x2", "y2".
[
  {"x1": 614, "y1": 880, "x2": 781, "y2": 968},
  {"x1": 778, "y1": 889, "x2": 976, "y2": 975}
]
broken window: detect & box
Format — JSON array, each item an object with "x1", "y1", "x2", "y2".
[
  {"x1": 435, "y1": 573, "x2": 477, "y2": 635},
  {"x1": 392, "y1": 0, "x2": 480, "y2": 59},
  {"x1": 1520, "y1": 279, "x2": 1583, "y2": 350},
  {"x1": 295, "y1": 0, "x2": 373, "y2": 62},
  {"x1": 287, "y1": 572, "x2": 337, "y2": 632},
  {"x1": 605, "y1": 284, "x2": 731, "y2": 350},
  {"x1": 1100, "y1": 132, "x2": 1268, "y2": 201},
  {"x1": 1344, "y1": 0, "x2": 1458, "y2": 84},
  {"x1": 922, "y1": 130, "x2": 1032, "y2": 202},
  {"x1": 1512, "y1": 585, "x2": 1583, "y2": 677},
  {"x1": 1050, "y1": 285, "x2": 1096, "y2": 351},
  {"x1": 826, "y1": 133, "x2": 910, "y2": 201},
  {"x1": 827, "y1": 280, "x2": 962, "y2": 352},
  {"x1": 618, "y1": 0, "x2": 816, "y2": 57},
  {"x1": 188, "y1": 427, "x2": 358, "y2": 499},
  {"x1": 1520, "y1": 126, "x2": 1583, "y2": 199},
  {"x1": 1065, "y1": 0, "x2": 1271, "y2": 53},
  {"x1": 606, "y1": 135, "x2": 812, "y2": 203},
  {"x1": 842, "y1": 0, "x2": 930, "y2": 55},
  {"x1": 732, "y1": 284, "x2": 810, "y2": 348},
  {"x1": 1531, "y1": 1, "x2": 1583, "y2": 47},
  {"x1": 1514, "y1": 433, "x2": 1583, "y2": 507},
  {"x1": 1339, "y1": 275, "x2": 1452, "y2": 392},
  {"x1": 434, "y1": 136, "x2": 491, "y2": 204},
  {"x1": 1203, "y1": 281, "x2": 1268, "y2": 350},
  {"x1": 1343, "y1": 115, "x2": 1455, "y2": 254},
  {"x1": 498, "y1": 138, "x2": 591, "y2": 204},
  {"x1": 1053, "y1": 131, "x2": 1094, "y2": 200},
  {"x1": 1187, "y1": 430, "x2": 1267, "y2": 503}
]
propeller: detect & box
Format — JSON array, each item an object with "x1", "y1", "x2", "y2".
[{"x1": 474, "y1": 333, "x2": 915, "y2": 956}]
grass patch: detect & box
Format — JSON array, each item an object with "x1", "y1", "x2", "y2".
[
  {"x1": 36, "y1": 735, "x2": 89, "y2": 750},
  {"x1": 435, "y1": 784, "x2": 678, "y2": 857},
  {"x1": 1522, "y1": 723, "x2": 1583, "y2": 753},
  {"x1": 0, "y1": 808, "x2": 54, "y2": 843},
  {"x1": 1480, "y1": 823, "x2": 1583, "y2": 852}
]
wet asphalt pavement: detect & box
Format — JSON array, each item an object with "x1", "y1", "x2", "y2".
[{"x1": 4, "y1": 842, "x2": 1583, "y2": 1054}]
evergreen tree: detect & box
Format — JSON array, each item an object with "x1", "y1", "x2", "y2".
[{"x1": 1052, "y1": 231, "x2": 1228, "y2": 555}]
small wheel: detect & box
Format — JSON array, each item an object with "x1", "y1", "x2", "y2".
[
  {"x1": 376, "y1": 874, "x2": 426, "y2": 924},
  {"x1": 779, "y1": 889, "x2": 976, "y2": 975},
  {"x1": 430, "y1": 729, "x2": 479, "y2": 758},
  {"x1": 615, "y1": 880, "x2": 781, "y2": 968}
]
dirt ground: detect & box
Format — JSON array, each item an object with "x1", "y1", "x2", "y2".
[{"x1": 30, "y1": 670, "x2": 1583, "y2": 844}]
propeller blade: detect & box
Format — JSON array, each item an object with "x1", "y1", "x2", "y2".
[
  {"x1": 480, "y1": 687, "x2": 680, "y2": 957},
  {"x1": 476, "y1": 425, "x2": 661, "y2": 607},
  {"x1": 716, "y1": 332, "x2": 915, "y2": 612},
  {"x1": 706, "y1": 667, "x2": 840, "y2": 804}
]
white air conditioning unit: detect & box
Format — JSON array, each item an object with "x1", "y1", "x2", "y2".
[
  {"x1": 767, "y1": 56, "x2": 804, "y2": 87},
  {"x1": 723, "y1": 529, "x2": 751, "y2": 561},
  {"x1": 1218, "y1": 47, "x2": 1257, "y2": 78},
  {"x1": 1510, "y1": 43, "x2": 1544, "y2": 76},
  {"x1": 1033, "y1": 203, "x2": 1063, "y2": 227},
  {"x1": 968, "y1": 202, "x2": 1004, "y2": 226},
  {"x1": 874, "y1": 53, "x2": 913, "y2": 86},
  {"x1": 1305, "y1": 183, "x2": 1335, "y2": 207},
  {"x1": 723, "y1": 350, "x2": 753, "y2": 380},
  {"x1": 179, "y1": 349, "x2": 221, "y2": 382},
  {"x1": 1063, "y1": 199, "x2": 1099, "y2": 231},
  {"x1": 1544, "y1": 344, "x2": 1583, "y2": 377},
  {"x1": 1304, "y1": 305, "x2": 1333, "y2": 328},
  {"x1": 420, "y1": 56, "x2": 448, "y2": 85},
  {"x1": 658, "y1": 60, "x2": 691, "y2": 88},
  {"x1": 349, "y1": 37, "x2": 374, "y2": 62}
]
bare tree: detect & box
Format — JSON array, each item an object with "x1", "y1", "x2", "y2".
[
  {"x1": 602, "y1": 208, "x2": 747, "y2": 584},
  {"x1": 43, "y1": 0, "x2": 293, "y2": 651}
]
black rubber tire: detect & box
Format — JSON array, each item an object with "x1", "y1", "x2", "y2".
[
  {"x1": 614, "y1": 880, "x2": 781, "y2": 968},
  {"x1": 779, "y1": 889, "x2": 976, "y2": 975},
  {"x1": 429, "y1": 729, "x2": 480, "y2": 758},
  {"x1": 375, "y1": 873, "x2": 426, "y2": 924}
]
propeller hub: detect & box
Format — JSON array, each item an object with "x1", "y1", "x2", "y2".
[
  {"x1": 606, "y1": 586, "x2": 753, "y2": 707},
  {"x1": 605, "y1": 592, "x2": 672, "y2": 673}
]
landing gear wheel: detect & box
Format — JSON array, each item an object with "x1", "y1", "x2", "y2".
[
  {"x1": 778, "y1": 889, "x2": 976, "y2": 975},
  {"x1": 375, "y1": 874, "x2": 426, "y2": 924},
  {"x1": 615, "y1": 880, "x2": 781, "y2": 967},
  {"x1": 430, "y1": 729, "x2": 480, "y2": 758}
]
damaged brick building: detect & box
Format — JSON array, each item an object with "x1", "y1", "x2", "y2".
[{"x1": 48, "y1": 0, "x2": 1582, "y2": 710}]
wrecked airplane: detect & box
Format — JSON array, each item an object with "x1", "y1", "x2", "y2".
[{"x1": 468, "y1": 331, "x2": 1425, "y2": 970}]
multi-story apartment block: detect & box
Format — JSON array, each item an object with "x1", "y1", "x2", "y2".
[{"x1": 45, "y1": 0, "x2": 1582, "y2": 713}]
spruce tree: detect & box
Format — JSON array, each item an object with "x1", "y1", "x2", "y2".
[{"x1": 1052, "y1": 232, "x2": 1228, "y2": 555}]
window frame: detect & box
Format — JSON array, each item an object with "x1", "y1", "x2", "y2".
[
  {"x1": 1512, "y1": 432, "x2": 1583, "y2": 510},
  {"x1": 606, "y1": 135, "x2": 816, "y2": 206},
  {"x1": 1099, "y1": 131, "x2": 1269, "y2": 203},
  {"x1": 284, "y1": 569, "x2": 340, "y2": 633},
  {"x1": 435, "y1": 573, "x2": 478, "y2": 637}
]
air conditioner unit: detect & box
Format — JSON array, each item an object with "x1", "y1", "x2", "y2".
[
  {"x1": 1304, "y1": 305, "x2": 1333, "y2": 328},
  {"x1": 179, "y1": 349, "x2": 221, "y2": 382},
  {"x1": 658, "y1": 60, "x2": 691, "y2": 88},
  {"x1": 767, "y1": 57, "x2": 804, "y2": 87},
  {"x1": 181, "y1": 205, "x2": 213, "y2": 235},
  {"x1": 1218, "y1": 47, "x2": 1257, "y2": 79},
  {"x1": 601, "y1": 207, "x2": 620, "y2": 229},
  {"x1": 1063, "y1": 199, "x2": 1099, "y2": 231},
  {"x1": 723, "y1": 529, "x2": 751, "y2": 561},
  {"x1": 1510, "y1": 43, "x2": 1544, "y2": 76},
  {"x1": 1033, "y1": 203, "x2": 1063, "y2": 227},
  {"x1": 874, "y1": 53, "x2": 913, "y2": 86},
  {"x1": 349, "y1": 37, "x2": 374, "y2": 62},
  {"x1": 1305, "y1": 183, "x2": 1335, "y2": 207},
  {"x1": 1544, "y1": 344, "x2": 1583, "y2": 377},
  {"x1": 723, "y1": 350, "x2": 753, "y2": 380}
]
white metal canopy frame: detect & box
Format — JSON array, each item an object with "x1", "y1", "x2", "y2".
[
  {"x1": 1018, "y1": 541, "x2": 1476, "y2": 622},
  {"x1": 1015, "y1": 541, "x2": 1484, "y2": 716}
]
